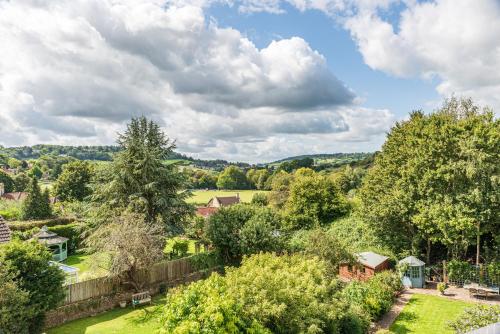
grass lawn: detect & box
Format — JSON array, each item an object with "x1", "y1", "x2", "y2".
[
  {"x1": 47, "y1": 296, "x2": 166, "y2": 334},
  {"x1": 63, "y1": 253, "x2": 108, "y2": 280},
  {"x1": 187, "y1": 189, "x2": 268, "y2": 205},
  {"x1": 164, "y1": 238, "x2": 204, "y2": 256},
  {"x1": 389, "y1": 294, "x2": 474, "y2": 334}
]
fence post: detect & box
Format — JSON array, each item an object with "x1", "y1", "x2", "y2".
[{"x1": 442, "y1": 260, "x2": 447, "y2": 283}]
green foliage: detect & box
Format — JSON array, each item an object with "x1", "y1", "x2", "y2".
[
  {"x1": 0, "y1": 144, "x2": 120, "y2": 161},
  {"x1": 91, "y1": 117, "x2": 192, "y2": 229},
  {"x1": 21, "y1": 177, "x2": 52, "y2": 220},
  {"x1": 13, "y1": 172, "x2": 30, "y2": 192},
  {"x1": 359, "y1": 98, "x2": 500, "y2": 260},
  {"x1": 0, "y1": 199, "x2": 22, "y2": 220},
  {"x1": 0, "y1": 240, "x2": 66, "y2": 333},
  {"x1": 206, "y1": 205, "x2": 284, "y2": 261},
  {"x1": 246, "y1": 169, "x2": 271, "y2": 190},
  {"x1": 333, "y1": 166, "x2": 366, "y2": 195},
  {"x1": 250, "y1": 192, "x2": 269, "y2": 206},
  {"x1": 276, "y1": 157, "x2": 314, "y2": 173},
  {"x1": 188, "y1": 251, "x2": 223, "y2": 271},
  {"x1": 0, "y1": 170, "x2": 14, "y2": 192},
  {"x1": 216, "y1": 165, "x2": 250, "y2": 190},
  {"x1": 437, "y1": 282, "x2": 448, "y2": 294},
  {"x1": 160, "y1": 274, "x2": 270, "y2": 334},
  {"x1": 302, "y1": 229, "x2": 356, "y2": 274},
  {"x1": 448, "y1": 304, "x2": 500, "y2": 334},
  {"x1": 267, "y1": 171, "x2": 294, "y2": 209},
  {"x1": 284, "y1": 172, "x2": 349, "y2": 229},
  {"x1": 28, "y1": 165, "x2": 43, "y2": 179},
  {"x1": 205, "y1": 204, "x2": 257, "y2": 261},
  {"x1": 225, "y1": 253, "x2": 349, "y2": 334},
  {"x1": 447, "y1": 260, "x2": 476, "y2": 283},
  {"x1": 163, "y1": 253, "x2": 364, "y2": 334},
  {"x1": 186, "y1": 169, "x2": 218, "y2": 189},
  {"x1": 165, "y1": 237, "x2": 189, "y2": 258},
  {"x1": 54, "y1": 160, "x2": 94, "y2": 201},
  {"x1": 0, "y1": 265, "x2": 32, "y2": 334},
  {"x1": 342, "y1": 271, "x2": 402, "y2": 320},
  {"x1": 7, "y1": 217, "x2": 74, "y2": 231},
  {"x1": 239, "y1": 208, "x2": 282, "y2": 255}
]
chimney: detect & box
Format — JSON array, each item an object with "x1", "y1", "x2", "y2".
[{"x1": 0, "y1": 183, "x2": 4, "y2": 197}]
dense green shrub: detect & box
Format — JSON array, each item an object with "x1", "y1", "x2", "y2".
[
  {"x1": 342, "y1": 271, "x2": 402, "y2": 320},
  {"x1": 0, "y1": 170, "x2": 14, "y2": 192},
  {"x1": 0, "y1": 266, "x2": 32, "y2": 333},
  {"x1": 251, "y1": 192, "x2": 268, "y2": 206},
  {"x1": 20, "y1": 178, "x2": 52, "y2": 220},
  {"x1": 0, "y1": 199, "x2": 22, "y2": 220},
  {"x1": 448, "y1": 304, "x2": 500, "y2": 334},
  {"x1": 7, "y1": 217, "x2": 75, "y2": 231},
  {"x1": 160, "y1": 274, "x2": 269, "y2": 334},
  {"x1": 162, "y1": 253, "x2": 368, "y2": 334},
  {"x1": 447, "y1": 260, "x2": 476, "y2": 283},
  {"x1": 164, "y1": 237, "x2": 189, "y2": 258},
  {"x1": 0, "y1": 240, "x2": 65, "y2": 333},
  {"x1": 188, "y1": 251, "x2": 223, "y2": 271}
]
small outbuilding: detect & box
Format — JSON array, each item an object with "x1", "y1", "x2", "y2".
[
  {"x1": 31, "y1": 226, "x2": 69, "y2": 262},
  {"x1": 339, "y1": 251, "x2": 390, "y2": 281},
  {"x1": 399, "y1": 256, "x2": 425, "y2": 288}
]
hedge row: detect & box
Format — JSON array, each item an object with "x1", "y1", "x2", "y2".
[{"x1": 7, "y1": 217, "x2": 75, "y2": 231}]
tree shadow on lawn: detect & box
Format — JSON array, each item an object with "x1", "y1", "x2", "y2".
[{"x1": 389, "y1": 298, "x2": 420, "y2": 334}]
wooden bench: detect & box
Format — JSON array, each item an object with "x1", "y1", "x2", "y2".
[{"x1": 132, "y1": 291, "x2": 151, "y2": 307}]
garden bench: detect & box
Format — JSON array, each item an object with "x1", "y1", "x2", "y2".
[{"x1": 132, "y1": 291, "x2": 151, "y2": 307}]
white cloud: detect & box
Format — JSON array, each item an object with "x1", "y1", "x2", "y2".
[
  {"x1": 345, "y1": 0, "x2": 500, "y2": 113},
  {"x1": 0, "y1": 0, "x2": 394, "y2": 162}
]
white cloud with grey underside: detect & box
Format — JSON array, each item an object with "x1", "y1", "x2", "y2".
[{"x1": 0, "y1": 0, "x2": 394, "y2": 161}]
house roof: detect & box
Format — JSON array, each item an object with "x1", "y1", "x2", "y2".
[
  {"x1": 31, "y1": 226, "x2": 68, "y2": 245},
  {"x1": 211, "y1": 196, "x2": 240, "y2": 206},
  {"x1": 399, "y1": 256, "x2": 425, "y2": 267},
  {"x1": 356, "y1": 251, "x2": 389, "y2": 269},
  {"x1": 0, "y1": 218, "x2": 11, "y2": 244},
  {"x1": 1, "y1": 192, "x2": 28, "y2": 201},
  {"x1": 196, "y1": 207, "x2": 219, "y2": 217}
]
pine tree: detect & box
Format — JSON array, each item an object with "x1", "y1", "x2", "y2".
[{"x1": 21, "y1": 178, "x2": 52, "y2": 220}]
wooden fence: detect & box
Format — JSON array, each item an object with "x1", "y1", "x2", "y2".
[{"x1": 63, "y1": 257, "x2": 196, "y2": 304}]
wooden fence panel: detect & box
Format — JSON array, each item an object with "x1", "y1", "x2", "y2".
[{"x1": 62, "y1": 258, "x2": 197, "y2": 305}]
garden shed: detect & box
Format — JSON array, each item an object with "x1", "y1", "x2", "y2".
[
  {"x1": 339, "y1": 251, "x2": 390, "y2": 281},
  {"x1": 31, "y1": 226, "x2": 69, "y2": 262},
  {"x1": 399, "y1": 256, "x2": 425, "y2": 288}
]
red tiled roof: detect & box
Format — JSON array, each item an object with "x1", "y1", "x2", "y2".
[
  {"x1": 196, "y1": 207, "x2": 219, "y2": 217},
  {"x1": 0, "y1": 221, "x2": 11, "y2": 244},
  {"x1": 1, "y1": 192, "x2": 28, "y2": 201}
]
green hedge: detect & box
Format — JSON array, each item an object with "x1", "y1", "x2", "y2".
[
  {"x1": 10, "y1": 222, "x2": 82, "y2": 255},
  {"x1": 7, "y1": 217, "x2": 75, "y2": 231}
]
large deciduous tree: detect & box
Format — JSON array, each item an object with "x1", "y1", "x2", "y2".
[
  {"x1": 217, "y1": 165, "x2": 250, "y2": 190},
  {"x1": 54, "y1": 160, "x2": 93, "y2": 201},
  {"x1": 359, "y1": 98, "x2": 499, "y2": 262},
  {"x1": 284, "y1": 171, "x2": 349, "y2": 229},
  {"x1": 86, "y1": 212, "x2": 164, "y2": 292}
]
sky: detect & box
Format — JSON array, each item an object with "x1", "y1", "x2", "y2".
[{"x1": 0, "y1": 0, "x2": 499, "y2": 163}]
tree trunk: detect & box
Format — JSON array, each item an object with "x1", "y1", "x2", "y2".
[
  {"x1": 476, "y1": 222, "x2": 481, "y2": 265},
  {"x1": 426, "y1": 239, "x2": 431, "y2": 264}
]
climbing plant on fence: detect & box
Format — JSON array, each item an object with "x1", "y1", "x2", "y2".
[{"x1": 447, "y1": 260, "x2": 500, "y2": 286}]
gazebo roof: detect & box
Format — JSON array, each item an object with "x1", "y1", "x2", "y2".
[
  {"x1": 31, "y1": 226, "x2": 68, "y2": 245},
  {"x1": 399, "y1": 256, "x2": 425, "y2": 266}
]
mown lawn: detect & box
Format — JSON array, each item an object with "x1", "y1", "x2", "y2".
[
  {"x1": 389, "y1": 294, "x2": 474, "y2": 334},
  {"x1": 47, "y1": 296, "x2": 166, "y2": 334},
  {"x1": 187, "y1": 189, "x2": 268, "y2": 205},
  {"x1": 63, "y1": 253, "x2": 109, "y2": 280}
]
